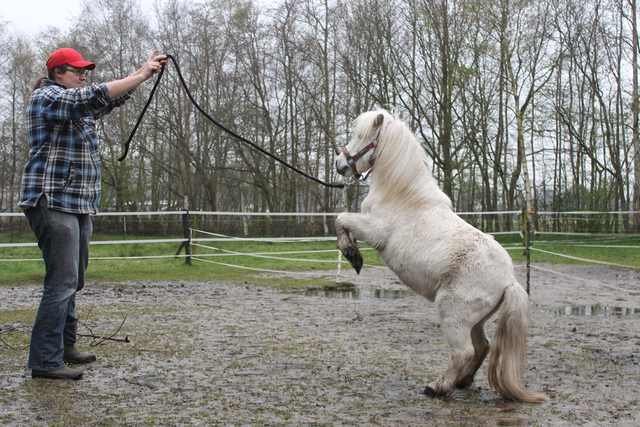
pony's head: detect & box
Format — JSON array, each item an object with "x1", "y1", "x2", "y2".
[
  {"x1": 335, "y1": 109, "x2": 395, "y2": 181},
  {"x1": 336, "y1": 109, "x2": 450, "y2": 205}
]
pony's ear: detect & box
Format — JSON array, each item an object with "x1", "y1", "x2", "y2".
[{"x1": 373, "y1": 113, "x2": 384, "y2": 129}]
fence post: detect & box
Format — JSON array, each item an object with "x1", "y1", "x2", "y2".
[
  {"x1": 182, "y1": 199, "x2": 191, "y2": 266},
  {"x1": 522, "y1": 208, "x2": 532, "y2": 295}
]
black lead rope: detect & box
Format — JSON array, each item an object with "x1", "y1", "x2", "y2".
[
  {"x1": 117, "y1": 60, "x2": 166, "y2": 162},
  {"x1": 119, "y1": 54, "x2": 345, "y2": 189}
]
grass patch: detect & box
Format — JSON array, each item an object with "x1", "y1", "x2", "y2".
[
  {"x1": 0, "y1": 309, "x2": 35, "y2": 324},
  {"x1": 525, "y1": 234, "x2": 640, "y2": 267},
  {"x1": 1, "y1": 231, "x2": 638, "y2": 287},
  {"x1": 0, "y1": 309, "x2": 32, "y2": 352},
  {"x1": 0, "y1": 234, "x2": 384, "y2": 287}
]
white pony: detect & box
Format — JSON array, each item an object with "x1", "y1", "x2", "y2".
[{"x1": 335, "y1": 109, "x2": 548, "y2": 403}]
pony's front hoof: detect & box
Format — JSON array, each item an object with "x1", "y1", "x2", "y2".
[
  {"x1": 347, "y1": 252, "x2": 363, "y2": 274},
  {"x1": 340, "y1": 247, "x2": 363, "y2": 274}
]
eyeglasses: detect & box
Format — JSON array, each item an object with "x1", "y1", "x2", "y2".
[{"x1": 64, "y1": 67, "x2": 89, "y2": 76}]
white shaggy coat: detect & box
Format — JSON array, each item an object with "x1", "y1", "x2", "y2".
[{"x1": 335, "y1": 109, "x2": 548, "y2": 403}]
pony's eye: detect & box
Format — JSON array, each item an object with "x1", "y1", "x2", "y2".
[{"x1": 357, "y1": 134, "x2": 363, "y2": 139}]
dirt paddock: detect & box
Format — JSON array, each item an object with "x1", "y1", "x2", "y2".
[{"x1": 1, "y1": 263, "x2": 639, "y2": 426}]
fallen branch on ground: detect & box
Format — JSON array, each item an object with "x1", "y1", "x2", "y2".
[
  {"x1": 77, "y1": 332, "x2": 130, "y2": 344},
  {"x1": 0, "y1": 323, "x2": 31, "y2": 350},
  {"x1": 79, "y1": 305, "x2": 130, "y2": 347}
]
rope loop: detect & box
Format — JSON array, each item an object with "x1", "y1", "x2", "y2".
[{"x1": 119, "y1": 54, "x2": 344, "y2": 189}]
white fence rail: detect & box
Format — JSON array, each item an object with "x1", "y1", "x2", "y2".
[{"x1": 1, "y1": 211, "x2": 638, "y2": 273}]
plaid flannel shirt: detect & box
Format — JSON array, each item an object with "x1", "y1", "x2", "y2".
[{"x1": 19, "y1": 80, "x2": 132, "y2": 214}]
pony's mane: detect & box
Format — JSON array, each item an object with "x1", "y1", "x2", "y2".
[{"x1": 358, "y1": 110, "x2": 451, "y2": 207}]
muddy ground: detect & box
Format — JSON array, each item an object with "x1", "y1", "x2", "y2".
[{"x1": 1, "y1": 263, "x2": 639, "y2": 426}]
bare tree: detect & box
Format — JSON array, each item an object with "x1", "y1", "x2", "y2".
[
  {"x1": 630, "y1": 0, "x2": 640, "y2": 222},
  {"x1": 1, "y1": 0, "x2": 639, "y2": 236},
  {"x1": 0, "y1": 35, "x2": 37, "y2": 214}
]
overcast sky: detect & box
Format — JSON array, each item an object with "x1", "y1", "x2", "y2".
[
  {"x1": 3, "y1": 1, "x2": 276, "y2": 36},
  {"x1": 1, "y1": 0, "x2": 85, "y2": 36}
]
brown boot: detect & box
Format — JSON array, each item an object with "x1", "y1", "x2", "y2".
[
  {"x1": 63, "y1": 345, "x2": 97, "y2": 364},
  {"x1": 32, "y1": 366, "x2": 83, "y2": 380}
]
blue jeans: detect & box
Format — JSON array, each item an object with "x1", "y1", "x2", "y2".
[{"x1": 24, "y1": 197, "x2": 92, "y2": 371}]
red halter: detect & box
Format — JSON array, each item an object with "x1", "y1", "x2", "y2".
[{"x1": 342, "y1": 128, "x2": 382, "y2": 183}]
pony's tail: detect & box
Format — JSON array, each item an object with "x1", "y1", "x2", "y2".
[{"x1": 488, "y1": 281, "x2": 550, "y2": 403}]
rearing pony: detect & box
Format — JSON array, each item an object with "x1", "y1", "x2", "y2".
[{"x1": 335, "y1": 109, "x2": 548, "y2": 403}]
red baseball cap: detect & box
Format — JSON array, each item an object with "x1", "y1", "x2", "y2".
[{"x1": 46, "y1": 48, "x2": 96, "y2": 72}]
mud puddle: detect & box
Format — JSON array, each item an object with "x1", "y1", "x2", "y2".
[
  {"x1": 534, "y1": 304, "x2": 640, "y2": 317},
  {"x1": 302, "y1": 288, "x2": 413, "y2": 299}
]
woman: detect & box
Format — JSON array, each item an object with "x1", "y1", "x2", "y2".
[{"x1": 20, "y1": 47, "x2": 167, "y2": 380}]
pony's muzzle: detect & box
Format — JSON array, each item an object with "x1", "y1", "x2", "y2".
[{"x1": 335, "y1": 154, "x2": 353, "y2": 177}]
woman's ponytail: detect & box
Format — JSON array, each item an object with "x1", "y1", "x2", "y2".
[{"x1": 31, "y1": 66, "x2": 66, "y2": 94}]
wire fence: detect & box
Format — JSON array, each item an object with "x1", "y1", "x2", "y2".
[
  {"x1": 2, "y1": 210, "x2": 639, "y2": 238},
  {"x1": 1, "y1": 211, "x2": 639, "y2": 290}
]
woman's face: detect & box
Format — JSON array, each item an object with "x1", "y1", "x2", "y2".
[{"x1": 55, "y1": 66, "x2": 87, "y2": 89}]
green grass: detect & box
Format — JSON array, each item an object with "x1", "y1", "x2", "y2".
[
  {"x1": 524, "y1": 233, "x2": 640, "y2": 266},
  {"x1": 0, "y1": 234, "x2": 384, "y2": 288},
  {"x1": 0, "y1": 231, "x2": 638, "y2": 288}
]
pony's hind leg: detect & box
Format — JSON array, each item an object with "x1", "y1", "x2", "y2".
[
  {"x1": 455, "y1": 322, "x2": 490, "y2": 388},
  {"x1": 424, "y1": 316, "x2": 475, "y2": 397},
  {"x1": 455, "y1": 294, "x2": 503, "y2": 388}
]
